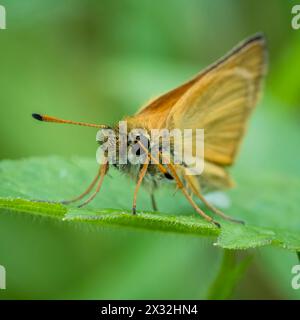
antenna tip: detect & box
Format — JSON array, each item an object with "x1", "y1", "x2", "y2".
[{"x1": 32, "y1": 113, "x2": 43, "y2": 121}]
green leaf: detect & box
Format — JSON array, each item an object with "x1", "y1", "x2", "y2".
[
  {"x1": 0, "y1": 156, "x2": 299, "y2": 251},
  {"x1": 207, "y1": 250, "x2": 252, "y2": 299}
]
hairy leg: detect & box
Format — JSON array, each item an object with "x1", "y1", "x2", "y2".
[
  {"x1": 185, "y1": 175, "x2": 244, "y2": 224},
  {"x1": 61, "y1": 166, "x2": 103, "y2": 204},
  {"x1": 132, "y1": 157, "x2": 149, "y2": 215},
  {"x1": 150, "y1": 193, "x2": 158, "y2": 211},
  {"x1": 77, "y1": 160, "x2": 108, "y2": 208}
]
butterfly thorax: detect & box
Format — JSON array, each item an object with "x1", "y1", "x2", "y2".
[{"x1": 97, "y1": 123, "x2": 175, "y2": 191}]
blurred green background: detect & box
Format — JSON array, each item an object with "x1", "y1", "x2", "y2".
[{"x1": 0, "y1": 0, "x2": 300, "y2": 299}]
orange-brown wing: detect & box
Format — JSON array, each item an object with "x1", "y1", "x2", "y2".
[
  {"x1": 166, "y1": 34, "x2": 267, "y2": 167},
  {"x1": 128, "y1": 79, "x2": 201, "y2": 130},
  {"x1": 129, "y1": 34, "x2": 266, "y2": 135}
]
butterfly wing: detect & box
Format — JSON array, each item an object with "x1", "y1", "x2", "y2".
[
  {"x1": 167, "y1": 34, "x2": 267, "y2": 166},
  {"x1": 131, "y1": 40, "x2": 241, "y2": 129},
  {"x1": 164, "y1": 35, "x2": 267, "y2": 190},
  {"x1": 127, "y1": 34, "x2": 267, "y2": 191},
  {"x1": 131, "y1": 80, "x2": 203, "y2": 130}
]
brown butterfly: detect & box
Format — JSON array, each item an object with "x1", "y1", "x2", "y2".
[{"x1": 32, "y1": 34, "x2": 267, "y2": 228}]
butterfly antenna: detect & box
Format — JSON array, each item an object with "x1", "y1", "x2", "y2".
[{"x1": 32, "y1": 113, "x2": 109, "y2": 129}]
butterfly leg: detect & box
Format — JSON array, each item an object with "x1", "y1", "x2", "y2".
[
  {"x1": 76, "y1": 160, "x2": 108, "y2": 208},
  {"x1": 132, "y1": 157, "x2": 149, "y2": 215},
  {"x1": 165, "y1": 162, "x2": 221, "y2": 228},
  {"x1": 185, "y1": 175, "x2": 244, "y2": 224},
  {"x1": 31, "y1": 165, "x2": 103, "y2": 205},
  {"x1": 150, "y1": 193, "x2": 158, "y2": 211},
  {"x1": 60, "y1": 166, "x2": 103, "y2": 205},
  {"x1": 136, "y1": 141, "x2": 220, "y2": 227}
]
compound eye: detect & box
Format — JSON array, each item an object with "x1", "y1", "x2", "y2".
[
  {"x1": 130, "y1": 143, "x2": 146, "y2": 156},
  {"x1": 134, "y1": 134, "x2": 150, "y2": 149}
]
